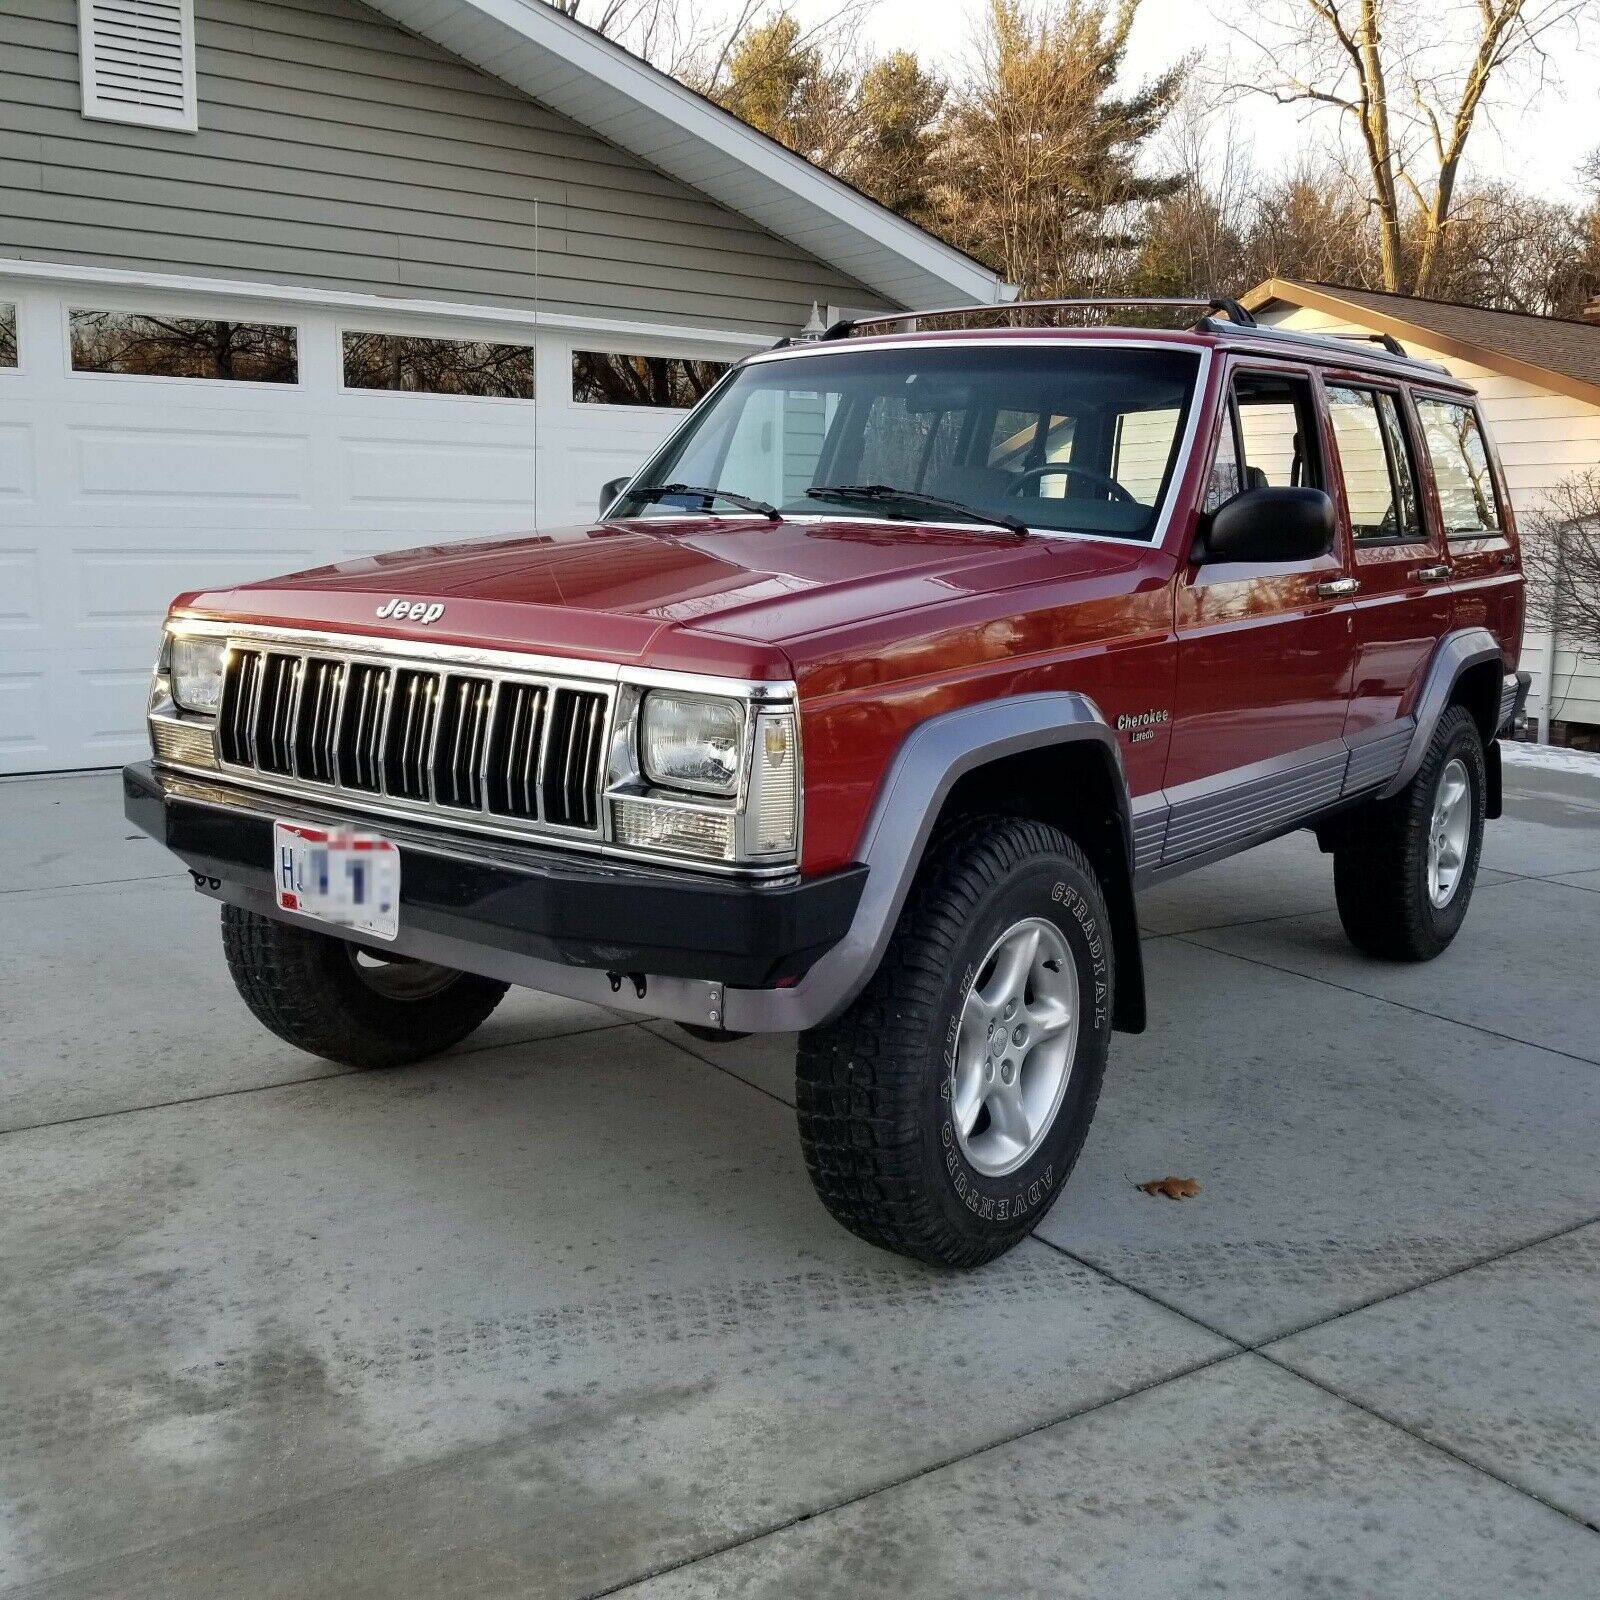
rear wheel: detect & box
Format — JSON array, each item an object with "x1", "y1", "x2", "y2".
[
  {"x1": 1333, "y1": 705, "x2": 1486, "y2": 961},
  {"x1": 220, "y1": 905, "x2": 508, "y2": 1068},
  {"x1": 796, "y1": 817, "x2": 1114, "y2": 1268}
]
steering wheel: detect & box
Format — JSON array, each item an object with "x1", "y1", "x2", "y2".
[{"x1": 1005, "y1": 463, "x2": 1136, "y2": 505}]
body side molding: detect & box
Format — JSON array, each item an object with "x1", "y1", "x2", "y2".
[{"x1": 724, "y1": 693, "x2": 1138, "y2": 1034}]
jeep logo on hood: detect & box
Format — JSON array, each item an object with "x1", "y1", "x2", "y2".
[{"x1": 376, "y1": 598, "x2": 444, "y2": 624}]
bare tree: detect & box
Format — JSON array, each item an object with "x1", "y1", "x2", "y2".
[
  {"x1": 1228, "y1": 0, "x2": 1595, "y2": 295},
  {"x1": 1524, "y1": 468, "x2": 1600, "y2": 658}
]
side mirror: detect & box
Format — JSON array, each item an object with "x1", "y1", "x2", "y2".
[
  {"x1": 1197, "y1": 486, "x2": 1335, "y2": 564},
  {"x1": 598, "y1": 476, "x2": 630, "y2": 517}
]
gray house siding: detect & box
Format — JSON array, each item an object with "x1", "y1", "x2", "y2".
[{"x1": 0, "y1": 0, "x2": 885, "y2": 332}]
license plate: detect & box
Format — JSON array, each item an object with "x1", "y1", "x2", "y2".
[{"x1": 273, "y1": 821, "x2": 400, "y2": 941}]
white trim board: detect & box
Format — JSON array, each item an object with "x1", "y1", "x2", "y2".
[{"x1": 0, "y1": 258, "x2": 772, "y2": 352}]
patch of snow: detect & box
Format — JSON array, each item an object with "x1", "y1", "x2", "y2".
[{"x1": 1500, "y1": 741, "x2": 1600, "y2": 776}]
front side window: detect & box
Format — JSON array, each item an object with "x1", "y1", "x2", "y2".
[
  {"x1": 573, "y1": 350, "x2": 730, "y2": 408},
  {"x1": 1204, "y1": 370, "x2": 1321, "y2": 513},
  {"x1": 618, "y1": 344, "x2": 1202, "y2": 540},
  {"x1": 1325, "y1": 385, "x2": 1422, "y2": 540},
  {"x1": 0, "y1": 302, "x2": 15, "y2": 367},
  {"x1": 1416, "y1": 399, "x2": 1502, "y2": 536},
  {"x1": 69, "y1": 310, "x2": 298, "y2": 383},
  {"x1": 343, "y1": 332, "x2": 535, "y2": 398}
]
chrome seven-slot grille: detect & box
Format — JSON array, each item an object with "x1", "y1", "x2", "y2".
[{"x1": 217, "y1": 646, "x2": 610, "y2": 831}]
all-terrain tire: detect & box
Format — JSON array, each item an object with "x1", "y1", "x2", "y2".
[
  {"x1": 796, "y1": 817, "x2": 1114, "y2": 1268},
  {"x1": 220, "y1": 905, "x2": 509, "y2": 1068},
  {"x1": 1333, "y1": 704, "x2": 1487, "y2": 961}
]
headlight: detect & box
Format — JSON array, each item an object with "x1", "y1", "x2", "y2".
[
  {"x1": 170, "y1": 636, "x2": 227, "y2": 715},
  {"x1": 639, "y1": 691, "x2": 743, "y2": 794}
]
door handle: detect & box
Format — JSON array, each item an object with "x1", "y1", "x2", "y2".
[
  {"x1": 1316, "y1": 577, "x2": 1360, "y2": 598},
  {"x1": 1413, "y1": 564, "x2": 1451, "y2": 583}
]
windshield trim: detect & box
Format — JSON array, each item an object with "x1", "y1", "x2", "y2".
[{"x1": 615, "y1": 344, "x2": 1214, "y2": 551}]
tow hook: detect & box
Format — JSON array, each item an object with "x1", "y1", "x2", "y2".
[
  {"x1": 606, "y1": 971, "x2": 649, "y2": 999},
  {"x1": 189, "y1": 871, "x2": 221, "y2": 891}
]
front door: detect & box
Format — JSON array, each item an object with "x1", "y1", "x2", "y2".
[{"x1": 1163, "y1": 362, "x2": 1356, "y2": 865}]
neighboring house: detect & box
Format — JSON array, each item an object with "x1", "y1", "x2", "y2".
[
  {"x1": 0, "y1": 0, "x2": 1002, "y2": 774},
  {"x1": 1245, "y1": 279, "x2": 1600, "y2": 741}
]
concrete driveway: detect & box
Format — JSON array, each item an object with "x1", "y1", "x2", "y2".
[{"x1": 3, "y1": 757, "x2": 1599, "y2": 1597}]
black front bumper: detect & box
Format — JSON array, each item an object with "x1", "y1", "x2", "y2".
[{"x1": 124, "y1": 762, "x2": 865, "y2": 988}]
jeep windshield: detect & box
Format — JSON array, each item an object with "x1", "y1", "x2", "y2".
[{"x1": 615, "y1": 342, "x2": 1202, "y2": 542}]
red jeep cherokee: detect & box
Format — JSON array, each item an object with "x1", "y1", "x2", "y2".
[{"x1": 127, "y1": 299, "x2": 1530, "y2": 1267}]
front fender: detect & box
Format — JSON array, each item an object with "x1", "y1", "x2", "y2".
[{"x1": 724, "y1": 693, "x2": 1144, "y2": 1034}]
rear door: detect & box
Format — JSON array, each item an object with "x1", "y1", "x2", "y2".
[
  {"x1": 1411, "y1": 394, "x2": 1522, "y2": 654},
  {"x1": 1320, "y1": 379, "x2": 1452, "y2": 774}
]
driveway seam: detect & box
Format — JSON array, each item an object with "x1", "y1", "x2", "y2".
[
  {"x1": 0, "y1": 1018, "x2": 639, "y2": 1140},
  {"x1": 0, "y1": 870, "x2": 179, "y2": 896},
  {"x1": 581, "y1": 1345, "x2": 1250, "y2": 1600},
  {"x1": 1254, "y1": 1349, "x2": 1600, "y2": 1537},
  {"x1": 645, "y1": 1027, "x2": 796, "y2": 1111},
  {"x1": 1254, "y1": 1210, "x2": 1600, "y2": 1350},
  {"x1": 1172, "y1": 934, "x2": 1600, "y2": 1069}
]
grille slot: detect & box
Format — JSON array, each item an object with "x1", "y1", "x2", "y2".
[
  {"x1": 294, "y1": 658, "x2": 345, "y2": 784},
  {"x1": 256, "y1": 653, "x2": 300, "y2": 775},
  {"x1": 219, "y1": 648, "x2": 262, "y2": 767},
  {"x1": 433, "y1": 675, "x2": 494, "y2": 810},
  {"x1": 544, "y1": 688, "x2": 606, "y2": 829},
  {"x1": 338, "y1": 663, "x2": 392, "y2": 792},
  {"x1": 486, "y1": 682, "x2": 547, "y2": 819},
  {"x1": 210, "y1": 640, "x2": 611, "y2": 839},
  {"x1": 383, "y1": 670, "x2": 440, "y2": 800}
]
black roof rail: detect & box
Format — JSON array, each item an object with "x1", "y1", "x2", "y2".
[{"x1": 817, "y1": 295, "x2": 1257, "y2": 340}]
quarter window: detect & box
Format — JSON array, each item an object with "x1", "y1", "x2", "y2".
[
  {"x1": 0, "y1": 302, "x2": 15, "y2": 368},
  {"x1": 1416, "y1": 399, "x2": 1502, "y2": 536},
  {"x1": 342, "y1": 332, "x2": 535, "y2": 398},
  {"x1": 69, "y1": 310, "x2": 297, "y2": 383},
  {"x1": 572, "y1": 350, "x2": 730, "y2": 408},
  {"x1": 1325, "y1": 385, "x2": 1421, "y2": 540}
]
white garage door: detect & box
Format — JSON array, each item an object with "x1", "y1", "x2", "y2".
[{"x1": 0, "y1": 270, "x2": 746, "y2": 774}]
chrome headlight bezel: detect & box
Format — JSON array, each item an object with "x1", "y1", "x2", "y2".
[{"x1": 604, "y1": 677, "x2": 802, "y2": 869}]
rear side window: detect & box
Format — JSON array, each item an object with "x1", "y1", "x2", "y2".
[
  {"x1": 1416, "y1": 400, "x2": 1502, "y2": 536},
  {"x1": 1325, "y1": 385, "x2": 1421, "y2": 540}
]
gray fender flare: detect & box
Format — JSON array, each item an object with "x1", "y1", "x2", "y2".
[
  {"x1": 1377, "y1": 627, "x2": 1505, "y2": 800},
  {"x1": 722, "y1": 692, "x2": 1142, "y2": 1035}
]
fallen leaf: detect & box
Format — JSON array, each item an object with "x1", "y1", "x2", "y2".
[{"x1": 1138, "y1": 1176, "x2": 1200, "y2": 1200}]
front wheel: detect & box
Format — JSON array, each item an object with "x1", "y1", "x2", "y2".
[
  {"x1": 796, "y1": 817, "x2": 1114, "y2": 1268},
  {"x1": 220, "y1": 905, "x2": 508, "y2": 1068}
]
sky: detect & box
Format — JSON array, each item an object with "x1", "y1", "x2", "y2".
[{"x1": 793, "y1": 0, "x2": 1600, "y2": 203}]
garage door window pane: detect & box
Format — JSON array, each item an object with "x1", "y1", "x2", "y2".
[
  {"x1": 1416, "y1": 399, "x2": 1502, "y2": 536},
  {"x1": 342, "y1": 332, "x2": 535, "y2": 399},
  {"x1": 573, "y1": 351, "x2": 730, "y2": 408},
  {"x1": 0, "y1": 302, "x2": 15, "y2": 367},
  {"x1": 69, "y1": 311, "x2": 297, "y2": 382}
]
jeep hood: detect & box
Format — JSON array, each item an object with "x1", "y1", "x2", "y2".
[{"x1": 176, "y1": 516, "x2": 1158, "y2": 682}]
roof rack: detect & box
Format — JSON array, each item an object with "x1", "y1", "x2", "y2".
[{"x1": 818, "y1": 295, "x2": 1257, "y2": 340}]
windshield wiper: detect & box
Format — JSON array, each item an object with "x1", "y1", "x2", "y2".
[
  {"x1": 806, "y1": 484, "x2": 1028, "y2": 537},
  {"x1": 626, "y1": 483, "x2": 781, "y2": 521}
]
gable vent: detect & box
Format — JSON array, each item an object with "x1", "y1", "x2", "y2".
[{"x1": 79, "y1": 0, "x2": 197, "y2": 132}]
